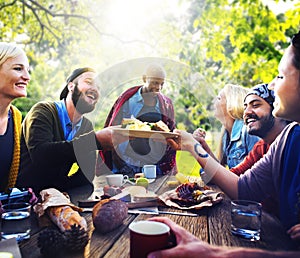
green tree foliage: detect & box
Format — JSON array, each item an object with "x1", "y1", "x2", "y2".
[
  {"x1": 0, "y1": 0, "x2": 103, "y2": 114},
  {"x1": 1, "y1": 0, "x2": 300, "y2": 134},
  {"x1": 0, "y1": 0, "x2": 100, "y2": 60},
  {"x1": 175, "y1": 0, "x2": 300, "y2": 132},
  {"x1": 181, "y1": 0, "x2": 300, "y2": 85}
]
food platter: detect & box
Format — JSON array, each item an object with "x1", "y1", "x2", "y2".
[
  {"x1": 159, "y1": 189, "x2": 223, "y2": 210},
  {"x1": 112, "y1": 126, "x2": 179, "y2": 139},
  {"x1": 159, "y1": 183, "x2": 224, "y2": 210}
]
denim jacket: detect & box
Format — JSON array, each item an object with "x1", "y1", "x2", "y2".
[
  {"x1": 222, "y1": 120, "x2": 260, "y2": 168},
  {"x1": 122, "y1": 87, "x2": 161, "y2": 118}
]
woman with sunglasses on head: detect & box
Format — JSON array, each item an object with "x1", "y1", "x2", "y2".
[{"x1": 0, "y1": 42, "x2": 30, "y2": 191}]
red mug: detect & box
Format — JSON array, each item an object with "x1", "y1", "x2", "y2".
[{"x1": 129, "y1": 220, "x2": 170, "y2": 258}]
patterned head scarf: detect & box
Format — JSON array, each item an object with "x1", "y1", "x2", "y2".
[{"x1": 244, "y1": 83, "x2": 275, "y2": 107}]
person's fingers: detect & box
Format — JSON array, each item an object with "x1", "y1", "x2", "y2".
[
  {"x1": 147, "y1": 248, "x2": 174, "y2": 258},
  {"x1": 148, "y1": 217, "x2": 198, "y2": 244},
  {"x1": 287, "y1": 224, "x2": 300, "y2": 235},
  {"x1": 290, "y1": 231, "x2": 300, "y2": 240},
  {"x1": 193, "y1": 128, "x2": 206, "y2": 138},
  {"x1": 166, "y1": 138, "x2": 181, "y2": 150},
  {"x1": 287, "y1": 224, "x2": 300, "y2": 241}
]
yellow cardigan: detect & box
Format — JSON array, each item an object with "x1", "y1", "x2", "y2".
[{"x1": 6, "y1": 105, "x2": 22, "y2": 190}]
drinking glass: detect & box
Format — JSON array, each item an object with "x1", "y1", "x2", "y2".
[
  {"x1": 1, "y1": 202, "x2": 31, "y2": 242},
  {"x1": 231, "y1": 200, "x2": 262, "y2": 241}
]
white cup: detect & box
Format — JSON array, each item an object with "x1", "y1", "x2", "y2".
[
  {"x1": 106, "y1": 174, "x2": 129, "y2": 187},
  {"x1": 142, "y1": 165, "x2": 156, "y2": 179}
]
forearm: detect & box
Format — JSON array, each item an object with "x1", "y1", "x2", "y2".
[
  {"x1": 95, "y1": 128, "x2": 114, "y2": 150},
  {"x1": 190, "y1": 142, "x2": 239, "y2": 199},
  {"x1": 221, "y1": 247, "x2": 300, "y2": 258},
  {"x1": 149, "y1": 217, "x2": 300, "y2": 258}
]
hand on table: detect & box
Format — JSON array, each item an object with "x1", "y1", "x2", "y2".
[
  {"x1": 147, "y1": 217, "x2": 219, "y2": 258},
  {"x1": 287, "y1": 224, "x2": 300, "y2": 242}
]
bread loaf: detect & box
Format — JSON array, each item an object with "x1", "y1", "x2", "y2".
[
  {"x1": 92, "y1": 199, "x2": 127, "y2": 233},
  {"x1": 48, "y1": 205, "x2": 87, "y2": 232},
  {"x1": 34, "y1": 188, "x2": 87, "y2": 232}
]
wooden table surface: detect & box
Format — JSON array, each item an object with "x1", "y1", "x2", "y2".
[{"x1": 18, "y1": 174, "x2": 299, "y2": 257}]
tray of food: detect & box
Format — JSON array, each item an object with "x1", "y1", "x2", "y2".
[
  {"x1": 112, "y1": 118, "x2": 179, "y2": 139},
  {"x1": 159, "y1": 182, "x2": 224, "y2": 210}
]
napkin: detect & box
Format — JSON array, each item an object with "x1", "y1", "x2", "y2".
[
  {"x1": 33, "y1": 188, "x2": 82, "y2": 216},
  {"x1": 0, "y1": 238, "x2": 22, "y2": 258}
]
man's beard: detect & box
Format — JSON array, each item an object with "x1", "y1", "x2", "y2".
[
  {"x1": 248, "y1": 113, "x2": 275, "y2": 138},
  {"x1": 72, "y1": 84, "x2": 95, "y2": 114}
]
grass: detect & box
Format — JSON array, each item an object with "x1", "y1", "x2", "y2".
[{"x1": 176, "y1": 150, "x2": 201, "y2": 177}]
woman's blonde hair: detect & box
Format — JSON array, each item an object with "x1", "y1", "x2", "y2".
[
  {"x1": 0, "y1": 42, "x2": 25, "y2": 67},
  {"x1": 216, "y1": 83, "x2": 249, "y2": 165},
  {"x1": 223, "y1": 83, "x2": 249, "y2": 120}
]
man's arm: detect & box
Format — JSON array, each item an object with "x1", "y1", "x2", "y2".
[
  {"x1": 167, "y1": 129, "x2": 239, "y2": 199},
  {"x1": 22, "y1": 102, "x2": 97, "y2": 167},
  {"x1": 148, "y1": 217, "x2": 300, "y2": 258}
]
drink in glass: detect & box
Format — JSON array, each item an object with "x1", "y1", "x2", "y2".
[
  {"x1": 1, "y1": 202, "x2": 31, "y2": 242},
  {"x1": 231, "y1": 200, "x2": 262, "y2": 241}
]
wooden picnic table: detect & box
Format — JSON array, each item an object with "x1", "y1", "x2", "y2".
[{"x1": 18, "y1": 174, "x2": 298, "y2": 257}]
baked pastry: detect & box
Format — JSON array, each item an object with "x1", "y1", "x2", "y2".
[
  {"x1": 152, "y1": 120, "x2": 170, "y2": 132},
  {"x1": 48, "y1": 205, "x2": 87, "y2": 232},
  {"x1": 34, "y1": 188, "x2": 87, "y2": 231}
]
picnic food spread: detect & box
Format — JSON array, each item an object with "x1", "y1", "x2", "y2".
[
  {"x1": 174, "y1": 182, "x2": 212, "y2": 205},
  {"x1": 159, "y1": 182, "x2": 224, "y2": 210}
]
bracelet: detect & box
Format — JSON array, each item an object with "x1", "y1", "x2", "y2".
[{"x1": 194, "y1": 143, "x2": 209, "y2": 158}]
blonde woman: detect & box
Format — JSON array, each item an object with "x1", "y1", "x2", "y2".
[
  {"x1": 0, "y1": 42, "x2": 30, "y2": 191},
  {"x1": 194, "y1": 84, "x2": 260, "y2": 168}
]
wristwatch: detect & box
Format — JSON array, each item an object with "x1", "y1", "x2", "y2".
[{"x1": 194, "y1": 143, "x2": 209, "y2": 158}]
